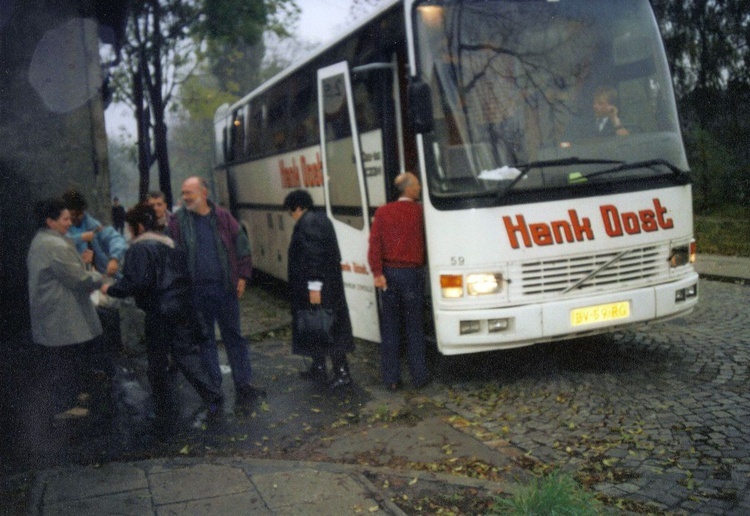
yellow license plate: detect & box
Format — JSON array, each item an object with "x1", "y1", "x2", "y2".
[{"x1": 570, "y1": 301, "x2": 630, "y2": 327}]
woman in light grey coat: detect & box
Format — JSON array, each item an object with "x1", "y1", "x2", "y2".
[{"x1": 27, "y1": 197, "x2": 107, "y2": 419}]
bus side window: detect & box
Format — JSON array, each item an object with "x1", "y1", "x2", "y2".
[
  {"x1": 267, "y1": 89, "x2": 289, "y2": 153},
  {"x1": 222, "y1": 125, "x2": 230, "y2": 163},
  {"x1": 290, "y1": 82, "x2": 318, "y2": 149},
  {"x1": 247, "y1": 100, "x2": 263, "y2": 158},
  {"x1": 231, "y1": 111, "x2": 245, "y2": 161},
  {"x1": 353, "y1": 81, "x2": 377, "y2": 132}
]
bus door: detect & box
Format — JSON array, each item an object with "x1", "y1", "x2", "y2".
[{"x1": 317, "y1": 62, "x2": 381, "y2": 343}]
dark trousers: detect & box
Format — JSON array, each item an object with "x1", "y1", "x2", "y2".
[
  {"x1": 379, "y1": 267, "x2": 428, "y2": 386},
  {"x1": 144, "y1": 311, "x2": 222, "y2": 418},
  {"x1": 33, "y1": 337, "x2": 112, "y2": 414},
  {"x1": 193, "y1": 283, "x2": 253, "y2": 391}
]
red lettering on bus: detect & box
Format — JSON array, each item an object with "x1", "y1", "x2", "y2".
[
  {"x1": 503, "y1": 215, "x2": 531, "y2": 249},
  {"x1": 530, "y1": 223, "x2": 553, "y2": 246},
  {"x1": 278, "y1": 158, "x2": 301, "y2": 188},
  {"x1": 653, "y1": 198, "x2": 673, "y2": 229},
  {"x1": 569, "y1": 210, "x2": 595, "y2": 241},
  {"x1": 301, "y1": 153, "x2": 324, "y2": 187},
  {"x1": 504, "y1": 210, "x2": 593, "y2": 249},
  {"x1": 639, "y1": 209, "x2": 658, "y2": 232},
  {"x1": 600, "y1": 199, "x2": 673, "y2": 237}
]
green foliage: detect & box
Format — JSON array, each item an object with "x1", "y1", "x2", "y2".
[
  {"x1": 686, "y1": 127, "x2": 745, "y2": 213},
  {"x1": 202, "y1": 0, "x2": 299, "y2": 95},
  {"x1": 491, "y1": 471, "x2": 601, "y2": 515},
  {"x1": 650, "y1": 1, "x2": 750, "y2": 213},
  {"x1": 203, "y1": 0, "x2": 266, "y2": 45},
  {"x1": 651, "y1": 0, "x2": 748, "y2": 97},
  {"x1": 264, "y1": 0, "x2": 302, "y2": 39},
  {"x1": 179, "y1": 72, "x2": 239, "y2": 121},
  {"x1": 205, "y1": 39, "x2": 266, "y2": 95},
  {"x1": 694, "y1": 208, "x2": 750, "y2": 257}
]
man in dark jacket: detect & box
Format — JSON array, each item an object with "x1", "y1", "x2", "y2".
[
  {"x1": 168, "y1": 177, "x2": 263, "y2": 404},
  {"x1": 111, "y1": 197, "x2": 125, "y2": 234},
  {"x1": 283, "y1": 190, "x2": 354, "y2": 389},
  {"x1": 103, "y1": 203, "x2": 223, "y2": 435}
]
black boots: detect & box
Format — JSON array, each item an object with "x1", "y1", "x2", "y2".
[
  {"x1": 328, "y1": 353, "x2": 352, "y2": 389},
  {"x1": 299, "y1": 355, "x2": 328, "y2": 384},
  {"x1": 300, "y1": 354, "x2": 352, "y2": 389}
]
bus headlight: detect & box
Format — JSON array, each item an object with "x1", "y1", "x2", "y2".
[
  {"x1": 466, "y1": 273, "x2": 504, "y2": 296},
  {"x1": 440, "y1": 274, "x2": 463, "y2": 298},
  {"x1": 669, "y1": 240, "x2": 696, "y2": 268}
]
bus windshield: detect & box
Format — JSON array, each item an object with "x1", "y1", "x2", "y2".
[{"x1": 413, "y1": 0, "x2": 688, "y2": 205}]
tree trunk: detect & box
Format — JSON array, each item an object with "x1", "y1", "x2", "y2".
[
  {"x1": 134, "y1": 66, "x2": 150, "y2": 201},
  {"x1": 153, "y1": 113, "x2": 172, "y2": 208},
  {"x1": 146, "y1": 0, "x2": 173, "y2": 209}
]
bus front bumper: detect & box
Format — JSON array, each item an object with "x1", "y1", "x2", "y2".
[{"x1": 434, "y1": 273, "x2": 699, "y2": 355}]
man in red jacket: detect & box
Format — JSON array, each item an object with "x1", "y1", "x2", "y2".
[{"x1": 368, "y1": 172, "x2": 429, "y2": 391}]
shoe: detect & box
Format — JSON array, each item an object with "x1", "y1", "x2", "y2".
[
  {"x1": 236, "y1": 384, "x2": 267, "y2": 404},
  {"x1": 413, "y1": 377, "x2": 431, "y2": 389},
  {"x1": 154, "y1": 419, "x2": 178, "y2": 441},
  {"x1": 207, "y1": 396, "x2": 224, "y2": 421},
  {"x1": 329, "y1": 373, "x2": 353, "y2": 389},
  {"x1": 53, "y1": 406, "x2": 89, "y2": 421},
  {"x1": 299, "y1": 363, "x2": 328, "y2": 383},
  {"x1": 328, "y1": 358, "x2": 352, "y2": 390}
]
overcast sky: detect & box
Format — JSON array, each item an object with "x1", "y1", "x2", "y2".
[{"x1": 295, "y1": 0, "x2": 353, "y2": 44}]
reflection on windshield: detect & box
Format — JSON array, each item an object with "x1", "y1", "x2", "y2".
[{"x1": 414, "y1": 0, "x2": 687, "y2": 201}]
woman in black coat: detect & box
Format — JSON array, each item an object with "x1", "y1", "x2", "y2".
[{"x1": 283, "y1": 190, "x2": 354, "y2": 388}]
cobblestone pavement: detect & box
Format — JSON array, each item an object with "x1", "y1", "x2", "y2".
[
  {"x1": 181, "y1": 275, "x2": 750, "y2": 514},
  {"x1": 5, "y1": 276, "x2": 744, "y2": 514},
  {"x1": 236, "y1": 275, "x2": 750, "y2": 513},
  {"x1": 424, "y1": 278, "x2": 750, "y2": 514}
]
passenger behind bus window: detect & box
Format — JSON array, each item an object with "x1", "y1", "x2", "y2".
[{"x1": 591, "y1": 85, "x2": 629, "y2": 137}]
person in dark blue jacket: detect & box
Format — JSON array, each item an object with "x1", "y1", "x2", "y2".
[{"x1": 102, "y1": 203, "x2": 223, "y2": 436}]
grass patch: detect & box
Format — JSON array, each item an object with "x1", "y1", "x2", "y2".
[
  {"x1": 694, "y1": 203, "x2": 750, "y2": 257},
  {"x1": 694, "y1": 215, "x2": 750, "y2": 257},
  {"x1": 490, "y1": 471, "x2": 601, "y2": 515}
]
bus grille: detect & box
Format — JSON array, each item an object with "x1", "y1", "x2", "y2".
[{"x1": 517, "y1": 246, "x2": 665, "y2": 296}]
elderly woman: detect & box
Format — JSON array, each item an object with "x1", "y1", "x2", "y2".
[
  {"x1": 283, "y1": 190, "x2": 354, "y2": 389},
  {"x1": 27, "y1": 197, "x2": 107, "y2": 420}
]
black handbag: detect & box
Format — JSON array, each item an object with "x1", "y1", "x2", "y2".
[{"x1": 294, "y1": 305, "x2": 336, "y2": 351}]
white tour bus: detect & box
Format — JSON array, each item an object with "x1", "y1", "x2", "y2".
[{"x1": 212, "y1": 0, "x2": 699, "y2": 355}]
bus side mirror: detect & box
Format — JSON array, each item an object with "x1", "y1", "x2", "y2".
[{"x1": 408, "y1": 78, "x2": 434, "y2": 133}]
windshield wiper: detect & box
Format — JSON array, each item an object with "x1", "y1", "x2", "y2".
[
  {"x1": 495, "y1": 157, "x2": 624, "y2": 200},
  {"x1": 582, "y1": 159, "x2": 690, "y2": 183}
]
